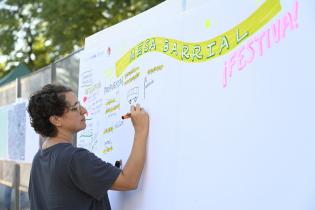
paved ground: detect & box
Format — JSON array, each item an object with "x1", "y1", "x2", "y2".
[{"x1": 0, "y1": 185, "x2": 30, "y2": 210}]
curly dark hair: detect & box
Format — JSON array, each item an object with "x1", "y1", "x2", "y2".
[{"x1": 27, "y1": 84, "x2": 73, "y2": 137}]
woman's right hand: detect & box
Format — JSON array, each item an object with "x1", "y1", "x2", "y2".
[{"x1": 130, "y1": 104, "x2": 149, "y2": 134}]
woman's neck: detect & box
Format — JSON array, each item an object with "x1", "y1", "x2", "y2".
[{"x1": 42, "y1": 131, "x2": 74, "y2": 149}]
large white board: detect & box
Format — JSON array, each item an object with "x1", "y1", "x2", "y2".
[{"x1": 78, "y1": 1, "x2": 315, "y2": 210}]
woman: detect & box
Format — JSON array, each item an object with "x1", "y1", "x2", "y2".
[{"x1": 27, "y1": 84, "x2": 149, "y2": 210}]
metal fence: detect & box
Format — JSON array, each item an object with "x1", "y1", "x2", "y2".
[
  {"x1": 0, "y1": 48, "x2": 82, "y2": 106},
  {"x1": 0, "y1": 80, "x2": 17, "y2": 107}
]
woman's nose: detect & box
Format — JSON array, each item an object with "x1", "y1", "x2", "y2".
[{"x1": 80, "y1": 105, "x2": 88, "y2": 115}]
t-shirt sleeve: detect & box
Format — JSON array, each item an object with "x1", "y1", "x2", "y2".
[{"x1": 69, "y1": 148, "x2": 121, "y2": 200}]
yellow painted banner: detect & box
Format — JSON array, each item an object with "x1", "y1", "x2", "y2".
[{"x1": 116, "y1": 0, "x2": 281, "y2": 77}]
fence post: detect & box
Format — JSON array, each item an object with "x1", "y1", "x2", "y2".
[
  {"x1": 51, "y1": 62, "x2": 56, "y2": 83},
  {"x1": 16, "y1": 77, "x2": 21, "y2": 98},
  {"x1": 14, "y1": 163, "x2": 20, "y2": 210}
]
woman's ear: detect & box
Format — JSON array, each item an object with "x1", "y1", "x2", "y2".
[{"x1": 49, "y1": 115, "x2": 62, "y2": 127}]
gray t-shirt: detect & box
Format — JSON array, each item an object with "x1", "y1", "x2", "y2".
[{"x1": 29, "y1": 143, "x2": 121, "y2": 210}]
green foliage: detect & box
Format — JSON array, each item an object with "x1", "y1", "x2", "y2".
[
  {"x1": 0, "y1": 0, "x2": 51, "y2": 71},
  {"x1": 0, "y1": 0, "x2": 164, "y2": 77}
]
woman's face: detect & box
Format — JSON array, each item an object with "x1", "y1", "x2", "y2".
[{"x1": 60, "y1": 91, "x2": 87, "y2": 133}]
